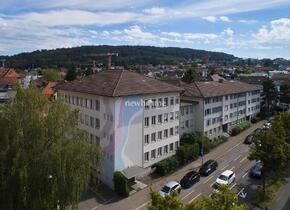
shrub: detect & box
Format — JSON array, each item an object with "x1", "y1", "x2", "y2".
[
  {"x1": 176, "y1": 144, "x2": 200, "y2": 165},
  {"x1": 231, "y1": 121, "x2": 251, "y2": 136},
  {"x1": 153, "y1": 156, "x2": 179, "y2": 176},
  {"x1": 209, "y1": 136, "x2": 228, "y2": 149},
  {"x1": 251, "y1": 117, "x2": 260, "y2": 124},
  {"x1": 113, "y1": 171, "x2": 129, "y2": 197},
  {"x1": 180, "y1": 133, "x2": 198, "y2": 145}
]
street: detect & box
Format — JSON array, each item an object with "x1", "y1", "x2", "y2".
[{"x1": 78, "y1": 121, "x2": 265, "y2": 210}]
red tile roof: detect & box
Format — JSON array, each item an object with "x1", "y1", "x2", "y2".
[
  {"x1": 0, "y1": 68, "x2": 20, "y2": 78},
  {"x1": 42, "y1": 82, "x2": 59, "y2": 98},
  {"x1": 57, "y1": 70, "x2": 183, "y2": 97}
]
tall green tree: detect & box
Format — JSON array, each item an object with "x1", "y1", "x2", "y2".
[
  {"x1": 0, "y1": 87, "x2": 101, "y2": 210},
  {"x1": 65, "y1": 65, "x2": 77, "y2": 81},
  {"x1": 249, "y1": 121, "x2": 289, "y2": 199},
  {"x1": 261, "y1": 79, "x2": 279, "y2": 116},
  {"x1": 182, "y1": 68, "x2": 198, "y2": 83},
  {"x1": 41, "y1": 68, "x2": 62, "y2": 81},
  {"x1": 279, "y1": 84, "x2": 290, "y2": 104}
]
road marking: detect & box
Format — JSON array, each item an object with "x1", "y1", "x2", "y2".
[
  {"x1": 210, "y1": 181, "x2": 216, "y2": 187},
  {"x1": 230, "y1": 183, "x2": 237, "y2": 190},
  {"x1": 189, "y1": 193, "x2": 202, "y2": 203},
  {"x1": 229, "y1": 166, "x2": 235, "y2": 171},
  {"x1": 234, "y1": 155, "x2": 241, "y2": 161},
  {"x1": 135, "y1": 201, "x2": 151, "y2": 210},
  {"x1": 240, "y1": 156, "x2": 247, "y2": 163},
  {"x1": 242, "y1": 172, "x2": 248, "y2": 178},
  {"x1": 221, "y1": 164, "x2": 229, "y2": 171},
  {"x1": 217, "y1": 142, "x2": 242, "y2": 160},
  {"x1": 203, "y1": 175, "x2": 214, "y2": 184},
  {"x1": 182, "y1": 190, "x2": 195, "y2": 200}
]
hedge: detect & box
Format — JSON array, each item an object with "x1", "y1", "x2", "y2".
[
  {"x1": 113, "y1": 171, "x2": 129, "y2": 197},
  {"x1": 231, "y1": 121, "x2": 251, "y2": 136},
  {"x1": 176, "y1": 143, "x2": 200, "y2": 165},
  {"x1": 153, "y1": 156, "x2": 179, "y2": 176}
]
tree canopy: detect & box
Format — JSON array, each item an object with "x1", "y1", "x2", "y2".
[
  {"x1": 40, "y1": 68, "x2": 62, "y2": 81},
  {"x1": 182, "y1": 68, "x2": 198, "y2": 83},
  {"x1": 0, "y1": 87, "x2": 101, "y2": 210}
]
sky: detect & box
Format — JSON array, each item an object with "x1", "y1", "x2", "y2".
[{"x1": 0, "y1": 0, "x2": 290, "y2": 59}]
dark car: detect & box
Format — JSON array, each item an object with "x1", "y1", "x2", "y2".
[
  {"x1": 180, "y1": 171, "x2": 200, "y2": 189},
  {"x1": 244, "y1": 134, "x2": 254, "y2": 144},
  {"x1": 254, "y1": 128, "x2": 262, "y2": 135},
  {"x1": 199, "y1": 160, "x2": 218, "y2": 176},
  {"x1": 250, "y1": 161, "x2": 263, "y2": 178}
]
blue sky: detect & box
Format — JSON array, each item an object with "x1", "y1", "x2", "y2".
[{"x1": 0, "y1": 0, "x2": 290, "y2": 59}]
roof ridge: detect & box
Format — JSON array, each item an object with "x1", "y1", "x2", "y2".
[
  {"x1": 112, "y1": 70, "x2": 124, "y2": 96},
  {"x1": 192, "y1": 81, "x2": 204, "y2": 97}
]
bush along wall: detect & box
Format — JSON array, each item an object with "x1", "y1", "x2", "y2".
[
  {"x1": 152, "y1": 134, "x2": 228, "y2": 176},
  {"x1": 113, "y1": 171, "x2": 129, "y2": 197},
  {"x1": 231, "y1": 121, "x2": 251, "y2": 136}
]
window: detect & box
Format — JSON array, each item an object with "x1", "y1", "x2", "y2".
[
  {"x1": 164, "y1": 129, "x2": 168, "y2": 138},
  {"x1": 224, "y1": 115, "x2": 228, "y2": 121},
  {"x1": 205, "y1": 98, "x2": 211, "y2": 104},
  {"x1": 90, "y1": 134, "x2": 94, "y2": 144},
  {"x1": 85, "y1": 115, "x2": 89, "y2": 125},
  {"x1": 225, "y1": 95, "x2": 228, "y2": 100},
  {"x1": 151, "y1": 116, "x2": 156, "y2": 125},
  {"x1": 144, "y1": 135, "x2": 149, "y2": 145},
  {"x1": 90, "y1": 99, "x2": 93, "y2": 109},
  {"x1": 205, "y1": 109, "x2": 211, "y2": 116},
  {"x1": 175, "y1": 96, "x2": 180, "y2": 104},
  {"x1": 151, "y1": 133, "x2": 156, "y2": 142},
  {"x1": 72, "y1": 96, "x2": 75, "y2": 105},
  {"x1": 164, "y1": 145, "x2": 168, "y2": 154},
  {"x1": 76, "y1": 97, "x2": 80, "y2": 106},
  {"x1": 224, "y1": 105, "x2": 228, "y2": 111},
  {"x1": 175, "y1": 126, "x2": 179, "y2": 135},
  {"x1": 145, "y1": 100, "x2": 150, "y2": 110},
  {"x1": 151, "y1": 150, "x2": 156, "y2": 159},
  {"x1": 175, "y1": 111, "x2": 179, "y2": 120},
  {"x1": 80, "y1": 113, "x2": 84, "y2": 124},
  {"x1": 158, "y1": 114, "x2": 162, "y2": 124},
  {"x1": 152, "y1": 99, "x2": 156, "y2": 109},
  {"x1": 164, "y1": 113, "x2": 168, "y2": 123},
  {"x1": 90, "y1": 116, "x2": 94, "y2": 127},
  {"x1": 170, "y1": 143, "x2": 174, "y2": 152},
  {"x1": 157, "y1": 147, "x2": 162, "y2": 157},
  {"x1": 175, "y1": 142, "x2": 179, "y2": 150},
  {"x1": 145, "y1": 117, "x2": 149, "y2": 127},
  {"x1": 95, "y1": 118, "x2": 100, "y2": 129},
  {"x1": 164, "y1": 98, "x2": 168, "y2": 107},
  {"x1": 170, "y1": 112, "x2": 174, "y2": 121},
  {"x1": 181, "y1": 107, "x2": 184, "y2": 116},
  {"x1": 206, "y1": 119, "x2": 211, "y2": 126},
  {"x1": 158, "y1": 131, "x2": 162, "y2": 140},
  {"x1": 95, "y1": 100, "x2": 100, "y2": 110},
  {"x1": 158, "y1": 98, "x2": 163, "y2": 107},
  {"x1": 95, "y1": 136, "x2": 100, "y2": 144},
  {"x1": 145, "y1": 152, "x2": 149, "y2": 162},
  {"x1": 185, "y1": 120, "x2": 189, "y2": 128},
  {"x1": 185, "y1": 106, "x2": 189, "y2": 115},
  {"x1": 170, "y1": 127, "x2": 174, "y2": 136},
  {"x1": 170, "y1": 97, "x2": 174, "y2": 105},
  {"x1": 190, "y1": 106, "x2": 193, "y2": 113}
]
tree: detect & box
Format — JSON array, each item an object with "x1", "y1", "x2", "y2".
[
  {"x1": 41, "y1": 68, "x2": 62, "y2": 81},
  {"x1": 261, "y1": 79, "x2": 279, "y2": 116},
  {"x1": 0, "y1": 87, "x2": 102, "y2": 210},
  {"x1": 182, "y1": 68, "x2": 198, "y2": 83},
  {"x1": 65, "y1": 65, "x2": 77, "y2": 81},
  {"x1": 279, "y1": 84, "x2": 290, "y2": 104},
  {"x1": 244, "y1": 67, "x2": 253, "y2": 74},
  {"x1": 149, "y1": 185, "x2": 247, "y2": 210},
  {"x1": 249, "y1": 124, "x2": 289, "y2": 199}
]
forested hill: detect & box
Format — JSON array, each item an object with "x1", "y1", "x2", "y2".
[{"x1": 0, "y1": 45, "x2": 236, "y2": 69}]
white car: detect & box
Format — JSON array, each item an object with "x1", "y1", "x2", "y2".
[
  {"x1": 215, "y1": 170, "x2": 235, "y2": 187},
  {"x1": 263, "y1": 122, "x2": 271, "y2": 129},
  {"x1": 159, "y1": 181, "x2": 181, "y2": 197}
]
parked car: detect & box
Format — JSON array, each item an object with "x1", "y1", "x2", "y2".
[
  {"x1": 244, "y1": 134, "x2": 254, "y2": 144},
  {"x1": 180, "y1": 170, "x2": 200, "y2": 189},
  {"x1": 250, "y1": 161, "x2": 263, "y2": 178},
  {"x1": 263, "y1": 122, "x2": 271, "y2": 129},
  {"x1": 159, "y1": 181, "x2": 181, "y2": 197},
  {"x1": 215, "y1": 170, "x2": 236, "y2": 187},
  {"x1": 199, "y1": 160, "x2": 218, "y2": 176},
  {"x1": 254, "y1": 128, "x2": 262, "y2": 135}
]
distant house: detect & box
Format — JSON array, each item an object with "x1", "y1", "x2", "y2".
[
  {"x1": 0, "y1": 68, "x2": 20, "y2": 103},
  {"x1": 35, "y1": 80, "x2": 59, "y2": 101}
]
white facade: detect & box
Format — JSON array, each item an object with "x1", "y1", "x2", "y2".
[
  {"x1": 58, "y1": 90, "x2": 180, "y2": 188},
  {"x1": 180, "y1": 90, "x2": 261, "y2": 139}
]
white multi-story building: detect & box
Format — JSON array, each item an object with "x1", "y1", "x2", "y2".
[
  {"x1": 166, "y1": 80, "x2": 261, "y2": 138},
  {"x1": 57, "y1": 70, "x2": 182, "y2": 188}
]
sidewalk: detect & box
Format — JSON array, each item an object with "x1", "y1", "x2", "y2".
[
  {"x1": 268, "y1": 178, "x2": 290, "y2": 210},
  {"x1": 91, "y1": 121, "x2": 265, "y2": 210}
]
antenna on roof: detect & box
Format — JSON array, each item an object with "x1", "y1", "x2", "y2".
[{"x1": 0, "y1": 59, "x2": 5, "y2": 68}]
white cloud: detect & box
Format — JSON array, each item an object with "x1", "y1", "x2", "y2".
[
  {"x1": 143, "y1": 7, "x2": 166, "y2": 15},
  {"x1": 219, "y1": 16, "x2": 231, "y2": 22},
  {"x1": 202, "y1": 16, "x2": 217, "y2": 23},
  {"x1": 253, "y1": 18, "x2": 290, "y2": 44},
  {"x1": 223, "y1": 28, "x2": 234, "y2": 36}
]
